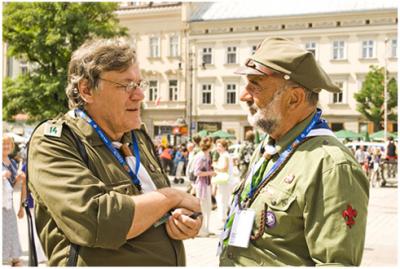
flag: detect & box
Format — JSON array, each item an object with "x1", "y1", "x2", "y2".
[{"x1": 155, "y1": 96, "x2": 161, "y2": 106}]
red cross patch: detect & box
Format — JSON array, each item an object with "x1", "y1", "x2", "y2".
[{"x1": 342, "y1": 205, "x2": 357, "y2": 228}]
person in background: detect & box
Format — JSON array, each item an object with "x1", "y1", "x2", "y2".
[
  {"x1": 212, "y1": 139, "x2": 237, "y2": 226},
  {"x1": 386, "y1": 136, "x2": 397, "y2": 160},
  {"x1": 2, "y1": 135, "x2": 24, "y2": 266},
  {"x1": 193, "y1": 137, "x2": 216, "y2": 237},
  {"x1": 238, "y1": 130, "x2": 256, "y2": 181},
  {"x1": 173, "y1": 146, "x2": 186, "y2": 184}
]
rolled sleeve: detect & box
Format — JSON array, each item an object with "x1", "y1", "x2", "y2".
[
  {"x1": 96, "y1": 191, "x2": 134, "y2": 249},
  {"x1": 304, "y1": 163, "x2": 369, "y2": 266}
]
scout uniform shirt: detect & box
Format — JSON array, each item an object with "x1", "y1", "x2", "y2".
[
  {"x1": 219, "y1": 111, "x2": 369, "y2": 266},
  {"x1": 28, "y1": 111, "x2": 185, "y2": 266}
]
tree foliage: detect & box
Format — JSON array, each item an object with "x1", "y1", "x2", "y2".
[
  {"x1": 3, "y1": 2, "x2": 127, "y2": 122},
  {"x1": 354, "y1": 65, "x2": 397, "y2": 132}
]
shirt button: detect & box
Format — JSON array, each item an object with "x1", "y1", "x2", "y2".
[{"x1": 228, "y1": 252, "x2": 234, "y2": 259}]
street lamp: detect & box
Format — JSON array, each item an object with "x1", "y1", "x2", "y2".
[{"x1": 384, "y1": 38, "x2": 388, "y2": 142}]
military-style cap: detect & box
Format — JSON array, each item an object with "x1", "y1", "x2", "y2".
[{"x1": 235, "y1": 37, "x2": 341, "y2": 93}]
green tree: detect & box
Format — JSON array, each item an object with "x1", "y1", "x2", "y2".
[
  {"x1": 3, "y1": 2, "x2": 127, "y2": 122},
  {"x1": 354, "y1": 65, "x2": 397, "y2": 132}
]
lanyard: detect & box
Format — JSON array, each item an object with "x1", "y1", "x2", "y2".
[
  {"x1": 75, "y1": 109, "x2": 142, "y2": 191},
  {"x1": 247, "y1": 109, "x2": 323, "y2": 200}
]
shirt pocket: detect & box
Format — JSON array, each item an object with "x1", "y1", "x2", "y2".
[{"x1": 253, "y1": 185, "x2": 297, "y2": 237}]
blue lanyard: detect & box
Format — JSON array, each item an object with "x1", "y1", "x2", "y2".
[
  {"x1": 247, "y1": 109, "x2": 324, "y2": 200},
  {"x1": 75, "y1": 109, "x2": 142, "y2": 191}
]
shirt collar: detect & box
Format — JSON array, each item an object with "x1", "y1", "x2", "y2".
[{"x1": 66, "y1": 110, "x2": 133, "y2": 147}]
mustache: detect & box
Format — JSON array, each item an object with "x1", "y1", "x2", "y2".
[{"x1": 247, "y1": 101, "x2": 258, "y2": 114}]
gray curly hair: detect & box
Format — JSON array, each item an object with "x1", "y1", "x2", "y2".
[{"x1": 66, "y1": 37, "x2": 137, "y2": 109}]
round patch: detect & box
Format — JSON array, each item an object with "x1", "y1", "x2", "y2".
[{"x1": 265, "y1": 211, "x2": 277, "y2": 228}]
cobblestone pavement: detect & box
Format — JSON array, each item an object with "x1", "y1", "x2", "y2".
[{"x1": 12, "y1": 179, "x2": 397, "y2": 266}]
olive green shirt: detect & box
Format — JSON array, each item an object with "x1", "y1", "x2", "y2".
[
  {"x1": 219, "y1": 112, "x2": 369, "y2": 266},
  {"x1": 28, "y1": 111, "x2": 185, "y2": 266}
]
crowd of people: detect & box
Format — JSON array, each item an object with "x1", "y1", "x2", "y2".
[{"x1": 352, "y1": 136, "x2": 398, "y2": 187}]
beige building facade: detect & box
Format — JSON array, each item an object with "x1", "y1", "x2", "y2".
[
  {"x1": 3, "y1": 1, "x2": 398, "y2": 143},
  {"x1": 186, "y1": 1, "x2": 398, "y2": 141}
]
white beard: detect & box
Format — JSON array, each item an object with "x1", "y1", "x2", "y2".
[{"x1": 247, "y1": 94, "x2": 283, "y2": 134}]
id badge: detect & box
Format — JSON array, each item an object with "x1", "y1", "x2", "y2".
[{"x1": 228, "y1": 209, "x2": 255, "y2": 248}]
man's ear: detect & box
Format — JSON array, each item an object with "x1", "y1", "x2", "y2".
[
  {"x1": 286, "y1": 87, "x2": 306, "y2": 110},
  {"x1": 78, "y1": 79, "x2": 94, "y2": 104}
]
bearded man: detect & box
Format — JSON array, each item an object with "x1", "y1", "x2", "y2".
[{"x1": 218, "y1": 37, "x2": 369, "y2": 266}]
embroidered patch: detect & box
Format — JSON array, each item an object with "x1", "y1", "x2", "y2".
[
  {"x1": 342, "y1": 205, "x2": 357, "y2": 228},
  {"x1": 265, "y1": 211, "x2": 276, "y2": 228},
  {"x1": 43, "y1": 122, "x2": 63, "y2": 137}
]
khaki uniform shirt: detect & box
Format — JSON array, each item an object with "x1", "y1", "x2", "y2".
[
  {"x1": 28, "y1": 111, "x2": 185, "y2": 266},
  {"x1": 219, "y1": 112, "x2": 369, "y2": 266}
]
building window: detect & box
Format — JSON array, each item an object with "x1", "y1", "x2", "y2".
[
  {"x1": 6, "y1": 57, "x2": 13, "y2": 77},
  {"x1": 169, "y1": 80, "x2": 178, "y2": 101},
  {"x1": 201, "y1": 84, "x2": 212, "y2": 104},
  {"x1": 332, "y1": 81, "x2": 344, "y2": 104},
  {"x1": 169, "y1": 35, "x2": 179, "y2": 57},
  {"x1": 226, "y1": 84, "x2": 237, "y2": 104},
  {"x1": 305, "y1": 41, "x2": 316, "y2": 56},
  {"x1": 251, "y1": 45, "x2": 258, "y2": 55},
  {"x1": 202, "y1": 48, "x2": 212, "y2": 64},
  {"x1": 391, "y1": 39, "x2": 397, "y2": 58},
  {"x1": 20, "y1": 61, "x2": 28, "y2": 74},
  {"x1": 149, "y1": 37, "x2": 159, "y2": 58},
  {"x1": 361, "y1": 40, "x2": 374, "y2": 58},
  {"x1": 331, "y1": 123, "x2": 344, "y2": 132},
  {"x1": 226, "y1": 46, "x2": 237, "y2": 64},
  {"x1": 149, "y1": 80, "x2": 158, "y2": 101},
  {"x1": 332, "y1": 40, "x2": 345, "y2": 60}
]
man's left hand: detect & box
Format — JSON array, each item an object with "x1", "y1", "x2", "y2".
[{"x1": 166, "y1": 208, "x2": 202, "y2": 240}]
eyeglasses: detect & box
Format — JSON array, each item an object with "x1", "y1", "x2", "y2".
[{"x1": 99, "y1": 78, "x2": 149, "y2": 94}]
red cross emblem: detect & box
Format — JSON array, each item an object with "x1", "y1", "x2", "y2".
[{"x1": 342, "y1": 205, "x2": 357, "y2": 228}]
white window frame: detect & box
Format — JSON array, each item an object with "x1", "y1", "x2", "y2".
[
  {"x1": 149, "y1": 80, "x2": 158, "y2": 101},
  {"x1": 20, "y1": 60, "x2": 28, "y2": 74},
  {"x1": 305, "y1": 41, "x2": 317, "y2": 57},
  {"x1": 202, "y1": 47, "x2": 212, "y2": 64},
  {"x1": 201, "y1": 84, "x2": 213, "y2": 104},
  {"x1": 226, "y1": 83, "x2": 237, "y2": 104},
  {"x1": 391, "y1": 39, "x2": 397, "y2": 58},
  {"x1": 169, "y1": 80, "x2": 178, "y2": 101},
  {"x1": 149, "y1": 36, "x2": 160, "y2": 58},
  {"x1": 226, "y1": 46, "x2": 237, "y2": 64},
  {"x1": 169, "y1": 35, "x2": 179, "y2": 57},
  {"x1": 331, "y1": 81, "x2": 346, "y2": 104},
  {"x1": 361, "y1": 40, "x2": 375, "y2": 59},
  {"x1": 332, "y1": 40, "x2": 345, "y2": 60}
]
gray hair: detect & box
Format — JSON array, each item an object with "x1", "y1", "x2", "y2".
[
  {"x1": 66, "y1": 37, "x2": 137, "y2": 109},
  {"x1": 284, "y1": 80, "x2": 319, "y2": 106}
]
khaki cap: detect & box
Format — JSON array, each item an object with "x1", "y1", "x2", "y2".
[{"x1": 235, "y1": 37, "x2": 341, "y2": 93}]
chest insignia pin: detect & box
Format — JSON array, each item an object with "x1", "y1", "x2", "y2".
[
  {"x1": 265, "y1": 211, "x2": 277, "y2": 228},
  {"x1": 284, "y1": 174, "x2": 295, "y2": 184}
]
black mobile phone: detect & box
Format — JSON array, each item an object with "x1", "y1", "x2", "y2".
[{"x1": 189, "y1": 212, "x2": 202, "y2": 219}]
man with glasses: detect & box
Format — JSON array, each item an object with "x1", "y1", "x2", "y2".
[
  {"x1": 28, "y1": 38, "x2": 202, "y2": 266},
  {"x1": 218, "y1": 37, "x2": 369, "y2": 266}
]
